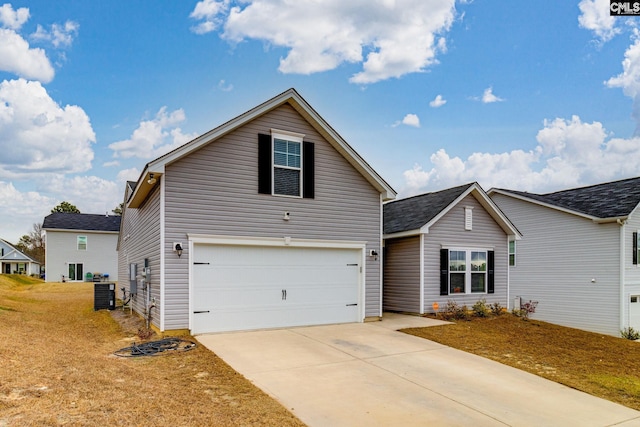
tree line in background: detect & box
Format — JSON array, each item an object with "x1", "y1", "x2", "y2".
[{"x1": 13, "y1": 201, "x2": 123, "y2": 265}]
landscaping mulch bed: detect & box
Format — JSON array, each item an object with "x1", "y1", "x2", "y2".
[
  {"x1": 402, "y1": 313, "x2": 640, "y2": 411},
  {"x1": 0, "y1": 276, "x2": 305, "y2": 426}
]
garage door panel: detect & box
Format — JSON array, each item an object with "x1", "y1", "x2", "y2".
[{"x1": 192, "y1": 244, "x2": 362, "y2": 334}]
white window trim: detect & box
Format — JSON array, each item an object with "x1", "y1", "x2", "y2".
[
  {"x1": 77, "y1": 235, "x2": 87, "y2": 251},
  {"x1": 509, "y1": 240, "x2": 516, "y2": 267},
  {"x1": 448, "y1": 247, "x2": 488, "y2": 295},
  {"x1": 271, "y1": 130, "x2": 304, "y2": 198}
]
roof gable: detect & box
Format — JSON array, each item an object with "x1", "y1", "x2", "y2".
[
  {"x1": 42, "y1": 213, "x2": 121, "y2": 232},
  {"x1": 384, "y1": 182, "x2": 521, "y2": 238},
  {"x1": 490, "y1": 176, "x2": 640, "y2": 220},
  {"x1": 128, "y1": 88, "x2": 396, "y2": 208},
  {"x1": 0, "y1": 238, "x2": 39, "y2": 263}
]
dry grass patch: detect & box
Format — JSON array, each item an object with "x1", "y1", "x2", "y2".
[
  {"x1": 0, "y1": 275, "x2": 305, "y2": 426},
  {"x1": 402, "y1": 314, "x2": 640, "y2": 410}
]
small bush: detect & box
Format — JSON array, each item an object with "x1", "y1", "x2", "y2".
[
  {"x1": 621, "y1": 327, "x2": 640, "y2": 340},
  {"x1": 490, "y1": 302, "x2": 504, "y2": 316},
  {"x1": 441, "y1": 300, "x2": 468, "y2": 321},
  {"x1": 472, "y1": 299, "x2": 490, "y2": 318}
]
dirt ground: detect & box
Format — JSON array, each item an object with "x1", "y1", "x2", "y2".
[
  {"x1": 0, "y1": 276, "x2": 306, "y2": 426},
  {"x1": 403, "y1": 313, "x2": 640, "y2": 411}
]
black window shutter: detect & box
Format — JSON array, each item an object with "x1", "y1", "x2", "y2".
[
  {"x1": 634, "y1": 232, "x2": 638, "y2": 265},
  {"x1": 258, "y1": 134, "x2": 272, "y2": 194},
  {"x1": 440, "y1": 249, "x2": 449, "y2": 296},
  {"x1": 303, "y1": 141, "x2": 315, "y2": 199},
  {"x1": 487, "y1": 250, "x2": 495, "y2": 294}
]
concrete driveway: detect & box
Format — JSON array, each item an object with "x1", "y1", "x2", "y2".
[{"x1": 196, "y1": 313, "x2": 640, "y2": 427}]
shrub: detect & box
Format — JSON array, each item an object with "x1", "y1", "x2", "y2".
[
  {"x1": 472, "y1": 299, "x2": 490, "y2": 318},
  {"x1": 512, "y1": 300, "x2": 538, "y2": 320},
  {"x1": 441, "y1": 300, "x2": 468, "y2": 321},
  {"x1": 621, "y1": 327, "x2": 640, "y2": 340},
  {"x1": 490, "y1": 302, "x2": 504, "y2": 316}
]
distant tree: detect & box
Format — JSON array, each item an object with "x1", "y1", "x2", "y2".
[
  {"x1": 51, "y1": 201, "x2": 80, "y2": 213},
  {"x1": 15, "y1": 223, "x2": 45, "y2": 265},
  {"x1": 112, "y1": 203, "x2": 123, "y2": 216}
]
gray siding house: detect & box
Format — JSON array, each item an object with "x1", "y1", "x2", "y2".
[
  {"x1": 383, "y1": 183, "x2": 520, "y2": 315},
  {"x1": 43, "y1": 213, "x2": 121, "y2": 283},
  {"x1": 118, "y1": 88, "x2": 396, "y2": 334},
  {"x1": 0, "y1": 238, "x2": 40, "y2": 276},
  {"x1": 489, "y1": 176, "x2": 640, "y2": 336}
]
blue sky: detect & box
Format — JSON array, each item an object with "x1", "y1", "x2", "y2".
[{"x1": 0, "y1": 0, "x2": 638, "y2": 243}]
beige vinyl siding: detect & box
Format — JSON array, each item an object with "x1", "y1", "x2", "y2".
[
  {"x1": 118, "y1": 185, "x2": 161, "y2": 328},
  {"x1": 424, "y1": 194, "x2": 509, "y2": 311},
  {"x1": 383, "y1": 236, "x2": 421, "y2": 312},
  {"x1": 163, "y1": 104, "x2": 382, "y2": 329},
  {"x1": 492, "y1": 193, "x2": 621, "y2": 336}
]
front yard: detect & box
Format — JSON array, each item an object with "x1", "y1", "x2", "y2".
[
  {"x1": 0, "y1": 275, "x2": 305, "y2": 426},
  {"x1": 403, "y1": 312, "x2": 640, "y2": 411}
]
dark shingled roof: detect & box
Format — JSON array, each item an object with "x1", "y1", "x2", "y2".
[
  {"x1": 42, "y1": 213, "x2": 121, "y2": 232},
  {"x1": 494, "y1": 176, "x2": 640, "y2": 219},
  {"x1": 384, "y1": 183, "x2": 474, "y2": 234}
]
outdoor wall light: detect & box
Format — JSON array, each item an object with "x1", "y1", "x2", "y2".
[
  {"x1": 174, "y1": 243, "x2": 183, "y2": 258},
  {"x1": 147, "y1": 173, "x2": 157, "y2": 185}
]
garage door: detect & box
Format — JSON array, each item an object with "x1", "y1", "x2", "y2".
[{"x1": 192, "y1": 244, "x2": 362, "y2": 334}]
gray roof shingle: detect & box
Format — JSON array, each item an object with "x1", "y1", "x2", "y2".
[
  {"x1": 494, "y1": 176, "x2": 640, "y2": 219},
  {"x1": 383, "y1": 183, "x2": 474, "y2": 234},
  {"x1": 42, "y1": 213, "x2": 121, "y2": 232}
]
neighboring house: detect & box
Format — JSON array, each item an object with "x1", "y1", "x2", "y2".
[
  {"x1": 489, "y1": 176, "x2": 640, "y2": 336},
  {"x1": 0, "y1": 239, "x2": 41, "y2": 276},
  {"x1": 383, "y1": 183, "x2": 521, "y2": 315},
  {"x1": 118, "y1": 88, "x2": 396, "y2": 335},
  {"x1": 43, "y1": 213, "x2": 121, "y2": 283}
]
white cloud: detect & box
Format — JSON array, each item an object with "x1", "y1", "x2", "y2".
[
  {"x1": 606, "y1": 34, "x2": 640, "y2": 134},
  {"x1": 578, "y1": 0, "x2": 619, "y2": 42},
  {"x1": 192, "y1": 0, "x2": 456, "y2": 84},
  {"x1": 392, "y1": 113, "x2": 421, "y2": 128},
  {"x1": 0, "y1": 3, "x2": 29, "y2": 30},
  {"x1": 108, "y1": 107, "x2": 198, "y2": 159},
  {"x1": 481, "y1": 86, "x2": 504, "y2": 103},
  {"x1": 401, "y1": 115, "x2": 640, "y2": 196},
  {"x1": 0, "y1": 28, "x2": 54, "y2": 82},
  {"x1": 31, "y1": 20, "x2": 79, "y2": 48},
  {"x1": 0, "y1": 78, "x2": 95, "y2": 178},
  {"x1": 429, "y1": 94, "x2": 446, "y2": 108},
  {"x1": 0, "y1": 181, "x2": 53, "y2": 243},
  {"x1": 217, "y1": 79, "x2": 233, "y2": 91},
  {"x1": 190, "y1": 0, "x2": 229, "y2": 34}
]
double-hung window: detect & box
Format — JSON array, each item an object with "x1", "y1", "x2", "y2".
[
  {"x1": 441, "y1": 248, "x2": 493, "y2": 295},
  {"x1": 258, "y1": 131, "x2": 315, "y2": 199},
  {"x1": 77, "y1": 236, "x2": 87, "y2": 251},
  {"x1": 273, "y1": 136, "x2": 302, "y2": 197}
]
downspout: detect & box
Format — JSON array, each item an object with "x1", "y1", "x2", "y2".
[
  {"x1": 419, "y1": 233, "x2": 425, "y2": 314},
  {"x1": 618, "y1": 218, "x2": 626, "y2": 332},
  {"x1": 507, "y1": 235, "x2": 511, "y2": 311},
  {"x1": 379, "y1": 194, "x2": 384, "y2": 319}
]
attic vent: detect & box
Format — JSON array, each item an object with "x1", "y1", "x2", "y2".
[{"x1": 465, "y1": 207, "x2": 473, "y2": 231}]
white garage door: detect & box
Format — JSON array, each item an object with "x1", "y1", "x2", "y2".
[{"x1": 192, "y1": 244, "x2": 362, "y2": 334}]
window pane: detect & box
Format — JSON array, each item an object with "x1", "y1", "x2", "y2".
[
  {"x1": 288, "y1": 152, "x2": 300, "y2": 168},
  {"x1": 69, "y1": 264, "x2": 76, "y2": 281},
  {"x1": 450, "y1": 273, "x2": 465, "y2": 294},
  {"x1": 471, "y1": 251, "x2": 486, "y2": 271},
  {"x1": 509, "y1": 254, "x2": 515, "y2": 266},
  {"x1": 274, "y1": 168, "x2": 300, "y2": 196},
  {"x1": 471, "y1": 273, "x2": 485, "y2": 292},
  {"x1": 449, "y1": 251, "x2": 466, "y2": 271},
  {"x1": 274, "y1": 152, "x2": 287, "y2": 166},
  {"x1": 274, "y1": 139, "x2": 288, "y2": 153},
  {"x1": 288, "y1": 140, "x2": 300, "y2": 155}
]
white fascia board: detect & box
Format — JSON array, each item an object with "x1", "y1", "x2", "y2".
[{"x1": 383, "y1": 229, "x2": 422, "y2": 240}]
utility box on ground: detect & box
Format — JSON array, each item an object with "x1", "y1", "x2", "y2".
[{"x1": 94, "y1": 283, "x2": 116, "y2": 311}]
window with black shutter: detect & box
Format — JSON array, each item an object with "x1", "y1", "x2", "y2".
[{"x1": 258, "y1": 132, "x2": 314, "y2": 198}]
